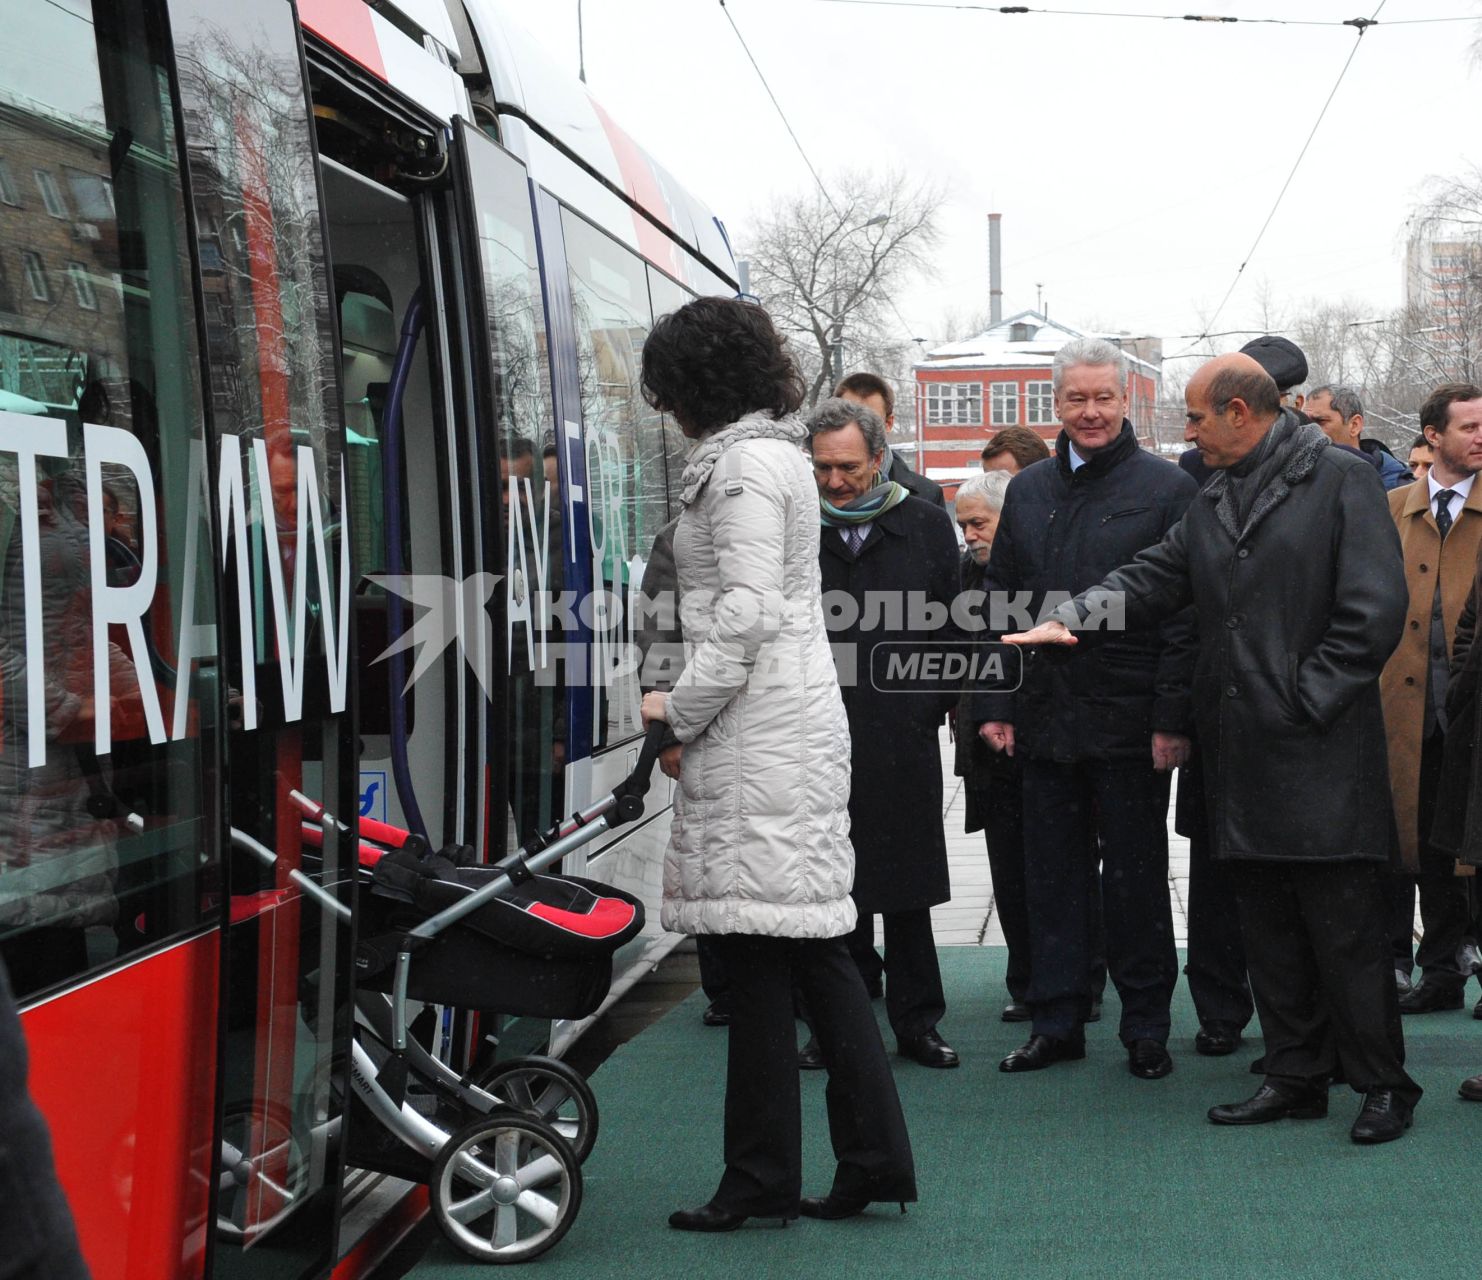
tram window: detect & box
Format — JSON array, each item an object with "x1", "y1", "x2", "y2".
[
  {"x1": 0, "y1": 0, "x2": 217, "y2": 1002},
  {"x1": 562, "y1": 211, "x2": 670, "y2": 753},
  {"x1": 460, "y1": 128, "x2": 563, "y2": 843},
  {"x1": 645, "y1": 266, "x2": 697, "y2": 514}
]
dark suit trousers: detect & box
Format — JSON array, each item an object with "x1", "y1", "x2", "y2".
[
  {"x1": 1021, "y1": 759, "x2": 1177, "y2": 1045},
  {"x1": 1235, "y1": 860, "x2": 1421, "y2": 1107},
  {"x1": 695, "y1": 935, "x2": 731, "y2": 1008},
  {"x1": 846, "y1": 909, "x2": 945, "y2": 1040},
  {"x1": 1185, "y1": 822, "x2": 1254, "y2": 1030},
  {"x1": 1413, "y1": 730, "x2": 1470, "y2": 988},
  {"x1": 708, "y1": 933, "x2": 916, "y2": 1215},
  {"x1": 974, "y1": 765, "x2": 1107, "y2": 1004}
]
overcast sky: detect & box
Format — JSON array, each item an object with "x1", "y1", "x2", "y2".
[{"x1": 513, "y1": 0, "x2": 1482, "y2": 363}]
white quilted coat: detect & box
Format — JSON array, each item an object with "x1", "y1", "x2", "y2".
[{"x1": 660, "y1": 414, "x2": 856, "y2": 938}]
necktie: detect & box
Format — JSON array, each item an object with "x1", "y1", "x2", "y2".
[
  {"x1": 1436, "y1": 490, "x2": 1455, "y2": 541},
  {"x1": 845, "y1": 525, "x2": 867, "y2": 554}
]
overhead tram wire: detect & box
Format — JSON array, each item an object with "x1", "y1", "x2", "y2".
[
  {"x1": 1166, "y1": 0, "x2": 1388, "y2": 360},
  {"x1": 716, "y1": 1, "x2": 930, "y2": 355},
  {"x1": 806, "y1": 0, "x2": 1474, "y2": 27},
  {"x1": 718, "y1": 0, "x2": 839, "y2": 216}
]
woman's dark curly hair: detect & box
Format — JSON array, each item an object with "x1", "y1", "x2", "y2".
[{"x1": 640, "y1": 297, "x2": 806, "y2": 434}]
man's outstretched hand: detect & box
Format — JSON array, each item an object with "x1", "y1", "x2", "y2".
[{"x1": 1002, "y1": 619, "x2": 1078, "y2": 646}]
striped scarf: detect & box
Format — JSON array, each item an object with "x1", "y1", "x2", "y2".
[{"x1": 820, "y1": 478, "x2": 910, "y2": 527}]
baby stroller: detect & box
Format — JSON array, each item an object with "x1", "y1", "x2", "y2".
[{"x1": 214, "y1": 721, "x2": 664, "y2": 1263}]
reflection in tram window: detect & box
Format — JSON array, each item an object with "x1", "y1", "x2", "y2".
[
  {"x1": 462, "y1": 130, "x2": 565, "y2": 847},
  {"x1": 645, "y1": 267, "x2": 700, "y2": 514},
  {"x1": 171, "y1": 0, "x2": 354, "y2": 1265},
  {"x1": 0, "y1": 0, "x2": 217, "y2": 1002},
  {"x1": 563, "y1": 212, "x2": 674, "y2": 754}
]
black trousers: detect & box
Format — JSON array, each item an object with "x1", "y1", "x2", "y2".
[
  {"x1": 1185, "y1": 821, "x2": 1254, "y2": 1031},
  {"x1": 1413, "y1": 730, "x2": 1470, "y2": 988},
  {"x1": 974, "y1": 764, "x2": 1106, "y2": 1005},
  {"x1": 1235, "y1": 860, "x2": 1421, "y2": 1107},
  {"x1": 1021, "y1": 759, "x2": 1177, "y2": 1045},
  {"x1": 845, "y1": 908, "x2": 945, "y2": 1040},
  {"x1": 707, "y1": 933, "x2": 916, "y2": 1215},
  {"x1": 695, "y1": 935, "x2": 731, "y2": 1008}
]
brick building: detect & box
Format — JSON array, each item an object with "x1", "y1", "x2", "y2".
[
  {"x1": 909, "y1": 310, "x2": 1161, "y2": 499},
  {"x1": 0, "y1": 87, "x2": 127, "y2": 418}
]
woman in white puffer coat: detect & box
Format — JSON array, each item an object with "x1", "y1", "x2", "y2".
[{"x1": 638, "y1": 298, "x2": 915, "y2": 1233}]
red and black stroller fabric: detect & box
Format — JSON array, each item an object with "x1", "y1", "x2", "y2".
[{"x1": 357, "y1": 843, "x2": 645, "y2": 1020}]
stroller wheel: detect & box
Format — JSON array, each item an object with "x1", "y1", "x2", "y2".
[
  {"x1": 430, "y1": 1110, "x2": 582, "y2": 1263},
  {"x1": 216, "y1": 1098, "x2": 309, "y2": 1244},
  {"x1": 472, "y1": 1055, "x2": 599, "y2": 1163}
]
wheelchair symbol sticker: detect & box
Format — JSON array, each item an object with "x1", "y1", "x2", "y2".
[{"x1": 359, "y1": 772, "x2": 387, "y2": 822}]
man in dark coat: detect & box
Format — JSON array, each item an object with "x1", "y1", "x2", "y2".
[
  {"x1": 953, "y1": 472, "x2": 1107, "y2": 1026},
  {"x1": 0, "y1": 959, "x2": 91, "y2": 1279},
  {"x1": 1006, "y1": 352, "x2": 1421, "y2": 1144},
  {"x1": 1173, "y1": 334, "x2": 1307, "y2": 1056},
  {"x1": 834, "y1": 372, "x2": 946, "y2": 509},
  {"x1": 807, "y1": 396, "x2": 961, "y2": 1068},
  {"x1": 976, "y1": 337, "x2": 1196, "y2": 1081}
]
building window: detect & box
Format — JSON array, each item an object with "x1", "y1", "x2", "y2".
[
  {"x1": 1026, "y1": 380, "x2": 1055, "y2": 426},
  {"x1": 0, "y1": 159, "x2": 18, "y2": 206},
  {"x1": 63, "y1": 167, "x2": 114, "y2": 220},
  {"x1": 990, "y1": 381, "x2": 1019, "y2": 427},
  {"x1": 67, "y1": 262, "x2": 97, "y2": 310},
  {"x1": 34, "y1": 169, "x2": 67, "y2": 217},
  {"x1": 924, "y1": 381, "x2": 982, "y2": 426},
  {"x1": 22, "y1": 251, "x2": 50, "y2": 301}
]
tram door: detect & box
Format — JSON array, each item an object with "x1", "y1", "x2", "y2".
[{"x1": 168, "y1": 0, "x2": 359, "y2": 1275}]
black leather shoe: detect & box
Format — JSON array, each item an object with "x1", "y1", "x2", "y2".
[
  {"x1": 701, "y1": 1002, "x2": 732, "y2": 1028},
  {"x1": 1087, "y1": 997, "x2": 1103, "y2": 1023},
  {"x1": 1458, "y1": 941, "x2": 1482, "y2": 976},
  {"x1": 1128, "y1": 1039, "x2": 1173, "y2": 1079},
  {"x1": 1001, "y1": 1000, "x2": 1031, "y2": 1022},
  {"x1": 799, "y1": 1193, "x2": 871, "y2": 1220},
  {"x1": 797, "y1": 1036, "x2": 825, "y2": 1071},
  {"x1": 1459, "y1": 1074, "x2": 1482, "y2": 1101},
  {"x1": 1194, "y1": 1024, "x2": 1241, "y2": 1057},
  {"x1": 897, "y1": 1028, "x2": 960, "y2": 1069},
  {"x1": 999, "y1": 1034, "x2": 1085, "y2": 1073},
  {"x1": 1474, "y1": 992, "x2": 1482, "y2": 1020},
  {"x1": 1248, "y1": 1054, "x2": 1266, "y2": 1075},
  {"x1": 1350, "y1": 1089, "x2": 1413, "y2": 1144},
  {"x1": 1398, "y1": 982, "x2": 1464, "y2": 1014},
  {"x1": 668, "y1": 1202, "x2": 753, "y2": 1232},
  {"x1": 1208, "y1": 1084, "x2": 1328, "y2": 1125},
  {"x1": 1395, "y1": 967, "x2": 1415, "y2": 997}
]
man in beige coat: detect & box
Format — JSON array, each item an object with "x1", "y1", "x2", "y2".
[{"x1": 1380, "y1": 382, "x2": 1482, "y2": 1012}]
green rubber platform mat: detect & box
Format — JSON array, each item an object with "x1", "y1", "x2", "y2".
[{"x1": 403, "y1": 948, "x2": 1482, "y2": 1279}]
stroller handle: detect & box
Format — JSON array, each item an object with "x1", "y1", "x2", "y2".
[{"x1": 615, "y1": 719, "x2": 668, "y2": 804}]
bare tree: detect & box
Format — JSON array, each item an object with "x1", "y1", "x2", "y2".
[{"x1": 740, "y1": 170, "x2": 942, "y2": 409}]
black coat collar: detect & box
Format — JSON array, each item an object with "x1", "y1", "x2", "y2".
[{"x1": 1053, "y1": 419, "x2": 1139, "y2": 480}]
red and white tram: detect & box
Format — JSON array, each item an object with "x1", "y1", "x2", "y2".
[{"x1": 0, "y1": 1, "x2": 734, "y2": 1274}]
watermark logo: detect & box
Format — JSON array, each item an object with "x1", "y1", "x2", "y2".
[
  {"x1": 367, "y1": 573, "x2": 501, "y2": 699},
  {"x1": 869, "y1": 642, "x2": 1023, "y2": 694}
]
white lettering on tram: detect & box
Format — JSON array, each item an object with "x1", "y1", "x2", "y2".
[
  {"x1": 0, "y1": 410, "x2": 67, "y2": 767},
  {"x1": 0, "y1": 409, "x2": 349, "y2": 767},
  {"x1": 85, "y1": 423, "x2": 166, "y2": 754}
]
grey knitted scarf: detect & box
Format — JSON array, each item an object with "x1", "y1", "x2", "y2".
[{"x1": 678, "y1": 412, "x2": 806, "y2": 506}]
